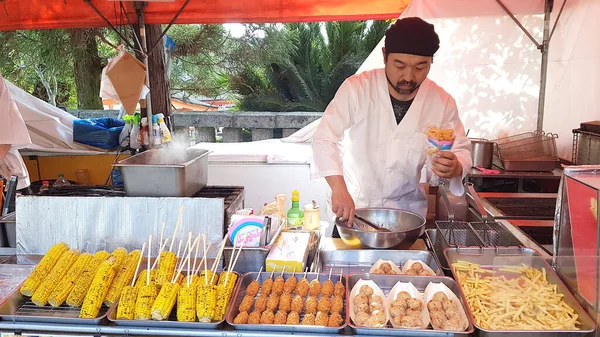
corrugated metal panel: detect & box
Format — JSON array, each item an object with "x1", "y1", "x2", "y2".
[{"x1": 16, "y1": 196, "x2": 225, "y2": 263}]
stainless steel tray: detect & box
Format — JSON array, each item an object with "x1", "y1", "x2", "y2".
[
  {"x1": 226, "y1": 272, "x2": 347, "y2": 334},
  {"x1": 346, "y1": 274, "x2": 474, "y2": 337},
  {"x1": 445, "y1": 247, "x2": 596, "y2": 337},
  {"x1": 318, "y1": 249, "x2": 443, "y2": 276},
  {"x1": 494, "y1": 156, "x2": 558, "y2": 172},
  {"x1": 0, "y1": 287, "x2": 108, "y2": 325},
  {"x1": 424, "y1": 229, "x2": 451, "y2": 273}
]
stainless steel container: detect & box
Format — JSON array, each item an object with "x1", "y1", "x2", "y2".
[
  {"x1": 335, "y1": 208, "x2": 425, "y2": 249},
  {"x1": 471, "y1": 139, "x2": 494, "y2": 169},
  {"x1": 113, "y1": 148, "x2": 210, "y2": 197},
  {"x1": 346, "y1": 274, "x2": 474, "y2": 336},
  {"x1": 445, "y1": 247, "x2": 596, "y2": 337}
]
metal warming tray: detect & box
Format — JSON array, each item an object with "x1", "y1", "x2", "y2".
[
  {"x1": 0, "y1": 287, "x2": 108, "y2": 325},
  {"x1": 445, "y1": 247, "x2": 596, "y2": 337},
  {"x1": 318, "y1": 249, "x2": 443, "y2": 276},
  {"x1": 347, "y1": 274, "x2": 474, "y2": 337},
  {"x1": 227, "y1": 272, "x2": 347, "y2": 334},
  {"x1": 113, "y1": 148, "x2": 210, "y2": 197},
  {"x1": 424, "y1": 229, "x2": 450, "y2": 274}
]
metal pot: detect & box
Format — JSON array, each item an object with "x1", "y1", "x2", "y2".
[
  {"x1": 335, "y1": 208, "x2": 425, "y2": 249},
  {"x1": 470, "y1": 139, "x2": 494, "y2": 169}
]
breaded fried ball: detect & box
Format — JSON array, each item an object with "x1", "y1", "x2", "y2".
[
  {"x1": 302, "y1": 313, "x2": 316, "y2": 325},
  {"x1": 274, "y1": 310, "x2": 287, "y2": 324},
  {"x1": 255, "y1": 294, "x2": 268, "y2": 312},
  {"x1": 391, "y1": 315, "x2": 404, "y2": 326},
  {"x1": 405, "y1": 269, "x2": 418, "y2": 276},
  {"x1": 385, "y1": 268, "x2": 397, "y2": 275},
  {"x1": 411, "y1": 262, "x2": 424, "y2": 272},
  {"x1": 328, "y1": 312, "x2": 344, "y2": 327},
  {"x1": 296, "y1": 278, "x2": 309, "y2": 297},
  {"x1": 354, "y1": 302, "x2": 369, "y2": 314},
  {"x1": 396, "y1": 291, "x2": 412, "y2": 301},
  {"x1": 334, "y1": 280, "x2": 345, "y2": 297},
  {"x1": 355, "y1": 311, "x2": 370, "y2": 326},
  {"x1": 309, "y1": 279, "x2": 321, "y2": 296},
  {"x1": 283, "y1": 275, "x2": 297, "y2": 294},
  {"x1": 445, "y1": 307, "x2": 460, "y2": 320},
  {"x1": 442, "y1": 299, "x2": 456, "y2": 311},
  {"x1": 353, "y1": 294, "x2": 369, "y2": 306},
  {"x1": 391, "y1": 298, "x2": 408, "y2": 309},
  {"x1": 372, "y1": 310, "x2": 387, "y2": 325},
  {"x1": 359, "y1": 285, "x2": 374, "y2": 297},
  {"x1": 372, "y1": 268, "x2": 385, "y2": 274},
  {"x1": 331, "y1": 296, "x2": 344, "y2": 314},
  {"x1": 371, "y1": 294, "x2": 383, "y2": 305},
  {"x1": 390, "y1": 305, "x2": 406, "y2": 318},
  {"x1": 369, "y1": 302, "x2": 383, "y2": 313},
  {"x1": 408, "y1": 298, "x2": 422, "y2": 310},
  {"x1": 427, "y1": 300, "x2": 443, "y2": 311},
  {"x1": 239, "y1": 295, "x2": 254, "y2": 313},
  {"x1": 305, "y1": 296, "x2": 318, "y2": 314},
  {"x1": 317, "y1": 297, "x2": 331, "y2": 313},
  {"x1": 380, "y1": 262, "x2": 392, "y2": 272},
  {"x1": 321, "y1": 279, "x2": 334, "y2": 297},
  {"x1": 364, "y1": 316, "x2": 380, "y2": 327},
  {"x1": 291, "y1": 295, "x2": 304, "y2": 313},
  {"x1": 233, "y1": 311, "x2": 249, "y2": 324},
  {"x1": 246, "y1": 280, "x2": 260, "y2": 297},
  {"x1": 260, "y1": 310, "x2": 275, "y2": 324},
  {"x1": 248, "y1": 310, "x2": 261, "y2": 324},
  {"x1": 286, "y1": 311, "x2": 300, "y2": 325},
  {"x1": 400, "y1": 315, "x2": 422, "y2": 328},
  {"x1": 406, "y1": 308, "x2": 421, "y2": 317},
  {"x1": 266, "y1": 294, "x2": 279, "y2": 311},
  {"x1": 273, "y1": 275, "x2": 285, "y2": 296},
  {"x1": 315, "y1": 311, "x2": 329, "y2": 327},
  {"x1": 432, "y1": 292, "x2": 448, "y2": 302},
  {"x1": 261, "y1": 277, "x2": 273, "y2": 296},
  {"x1": 418, "y1": 269, "x2": 433, "y2": 276},
  {"x1": 442, "y1": 317, "x2": 463, "y2": 331},
  {"x1": 279, "y1": 293, "x2": 292, "y2": 312}
]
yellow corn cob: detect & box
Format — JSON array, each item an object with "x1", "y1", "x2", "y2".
[
  {"x1": 177, "y1": 285, "x2": 197, "y2": 322},
  {"x1": 174, "y1": 274, "x2": 184, "y2": 285},
  {"x1": 155, "y1": 251, "x2": 177, "y2": 288},
  {"x1": 200, "y1": 270, "x2": 218, "y2": 285},
  {"x1": 134, "y1": 269, "x2": 157, "y2": 289},
  {"x1": 104, "y1": 249, "x2": 141, "y2": 306},
  {"x1": 32, "y1": 249, "x2": 80, "y2": 306},
  {"x1": 134, "y1": 284, "x2": 156, "y2": 320},
  {"x1": 66, "y1": 250, "x2": 110, "y2": 307},
  {"x1": 185, "y1": 274, "x2": 200, "y2": 286},
  {"x1": 79, "y1": 257, "x2": 118, "y2": 318},
  {"x1": 212, "y1": 284, "x2": 232, "y2": 321},
  {"x1": 151, "y1": 282, "x2": 180, "y2": 320},
  {"x1": 20, "y1": 242, "x2": 69, "y2": 296},
  {"x1": 217, "y1": 272, "x2": 237, "y2": 293},
  {"x1": 196, "y1": 283, "x2": 216, "y2": 322},
  {"x1": 110, "y1": 247, "x2": 128, "y2": 269},
  {"x1": 116, "y1": 286, "x2": 137, "y2": 320},
  {"x1": 47, "y1": 252, "x2": 93, "y2": 307}
]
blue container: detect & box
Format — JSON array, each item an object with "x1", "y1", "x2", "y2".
[{"x1": 73, "y1": 118, "x2": 125, "y2": 150}]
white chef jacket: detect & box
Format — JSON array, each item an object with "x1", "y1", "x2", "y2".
[
  {"x1": 312, "y1": 68, "x2": 472, "y2": 219},
  {"x1": 0, "y1": 74, "x2": 31, "y2": 190}
]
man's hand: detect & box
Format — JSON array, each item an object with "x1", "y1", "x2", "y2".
[
  {"x1": 432, "y1": 151, "x2": 463, "y2": 178},
  {"x1": 325, "y1": 176, "x2": 356, "y2": 226}
]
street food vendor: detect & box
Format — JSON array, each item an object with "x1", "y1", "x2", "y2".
[
  {"x1": 312, "y1": 17, "x2": 472, "y2": 228},
  {"x1": 0, "y1": 74, "x2": 31, "y2": 190}
]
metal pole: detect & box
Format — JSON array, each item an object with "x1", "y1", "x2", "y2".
[
  {"x1": 136, "y1": 2, "x2": 153, "y2": 141},
  {"x1": 537, "y1": 0, "x2": 554, "y2": 131}
]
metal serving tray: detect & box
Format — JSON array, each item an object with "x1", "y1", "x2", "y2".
[
  {"x1": 445, "y1": 247, "x2": 596, "y2": 337},
  {"x1": 424, "y1": 229, "x2": 451, "y2": 274},
  {"x1": 318, "y1": 249, "x2": 443, "y2": 276},
  {"x1": 107, "y1": 271, "x2": 239, "y2": 329},
  {"x1": 0, "y1": 287, "x2": 108, "y2": 325},
  {"x1": 226, "y1": 272, "x2": 347, "y2": 334},
  {"x1": 347, "y1": 274, "x2": 474, "y2": 337}
]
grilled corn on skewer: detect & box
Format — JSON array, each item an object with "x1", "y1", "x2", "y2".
[
  {"x1": 20, "y1": 242, "x2": 69, "y2": 296},
  {"x1": 104, "y1": 249, "x2": 142, "y2": 306},
  {"x1": 47, "y1": 252, "x2": 92, "y2": 307},
  {"x1": 79, "y1": 257, "x2": 118, "y2": 318},
  {"x1": 66, "y1": 250, "x2": 110, "y2": 307},
  {"x1": 32, "y1": 249, "x2": 80, "y2": 306}
]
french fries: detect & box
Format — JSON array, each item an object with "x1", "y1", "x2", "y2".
[
  {"x1": 452, "y1": 261, "x2": 581, "y2": 331},
  {"x1": 425, "y1": 127, "x2": 455, "y2": 141}
]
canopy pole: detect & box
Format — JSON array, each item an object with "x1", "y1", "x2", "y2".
[
  {"x1": 83, "y1": 0, "x2": 136, "y2": 51},
  {"x1": 136, "y1": 2, "x2": 153, "y2": 134},
  {"x1": 147, "y1": 0, "x2": 191, "y2": 55},
  {"x1": 495, "y1": 0, "x2": 541, "y2": 49},
  {"x1": 537, "y1": 0, "x2": 554, "y2": 131}
]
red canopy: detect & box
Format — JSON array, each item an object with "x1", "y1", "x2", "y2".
[{"x1": 0, "y1": 0, "x2": 410, "y2": 31}]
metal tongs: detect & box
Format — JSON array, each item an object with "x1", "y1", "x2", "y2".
[{"x1": 339, "y1": 213, "x2": 391, "y2": 233}]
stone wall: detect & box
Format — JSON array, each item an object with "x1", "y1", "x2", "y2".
[{"x1": 73, "y1": 110, "x2": 322, "y2": 143}]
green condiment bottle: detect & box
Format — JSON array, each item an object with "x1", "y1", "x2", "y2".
[{"x1": 287, "y1": 190, "x2": 304, "y2": 229}]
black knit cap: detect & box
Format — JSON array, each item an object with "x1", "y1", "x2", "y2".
[{"x1": 384, "y1": 17, "x2": 440, "y2": 57}]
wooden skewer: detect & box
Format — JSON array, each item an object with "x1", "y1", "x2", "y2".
[
  {"x1": 226, "y1": 233, "x2": 248, "y2": 285},
  {"x1": 159, "y1": 221, "x2": 166, "y2": 252},
  {"x1": 203, "y1": 234, "x2": 208, "y2": 285},
  {"x1": 187, "y1": 238, "x2": 192, "y2": 287},
  {"x1": 328, "y1": 267, "x2": 333, "y2": 280},
  {"x1": 292, "y1": 267, "x2": 296, "y2": 277},
  {"x1": 169, "y1": 206, "x2": 184, "y2": 252},
  {"x1": 210, "y1": 237, "x2": 228, "y2": 275},
  {"x1": 280, "y1": 266, "x2": 286, "y2": 277},
  {"x1": 339, "y1": 268, "x2": 343, "y2": 282},
  {"x1": 269, "y1": 268, "x2": 275, "y2": 279},
  {"x1": 131, "y1": 242, "x2": 146, "y2": 287},
  {"x1": 172, "y1": 234, "x2": 192, "y2": 283},
  {"x1": 191, "y1": 234, "x2": 201, "y2": 276},
  {"x1": 146, "y1": 235, "x2": 152, "y2": 286},
  {"x1": 302, "y1": 269, "x2": 308, "y2": 280},
  {"x1": 194, "y1": 242, "x2": 212, "y2": 276},
  {"x1": 255, "y1": 267, "x2": 263, "y2": 281},
  {"x1": 151, "y1": 238, "x2": 169, "y2": 270},
  {"x1": 173, "y1": 235, "x2": 194, "y2": 285}
]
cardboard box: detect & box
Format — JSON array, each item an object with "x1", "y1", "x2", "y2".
[{"x1": 265, "y1": 232, "x2": 311, "y2": 272}]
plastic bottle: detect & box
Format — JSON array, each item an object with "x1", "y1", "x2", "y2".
[
  {"x1": 152, "y1": 115, "x2": 161, "y2": 146},
  {"x1": 53, "y1": 174, "x2": 71, "y2": 187},
  {"x1": 156, "y1": 113, "x2": 172, "y2": 143},
  {"x1": 188, "y1": 126, "x2": 197, "y2": 147},
  {"x1": 140, "y1": 117, "x2": 150, "y2": 146},
  {"x1": 39, "y1": 181, "x2": 50, "y2": 194},
  {"x1": 286, "y1": 190, "x2": 304, "y2": 229},
  {"x1": 130, "y1": 114, "x2": 141, "y2": 149},
  {"x1": 119, "y1": 116, "x2": 132, "y2": 147}
]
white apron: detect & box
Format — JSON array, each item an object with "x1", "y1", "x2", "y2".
[{"x1": 312, "y1": 68, "x2": 472, "y2": 225}]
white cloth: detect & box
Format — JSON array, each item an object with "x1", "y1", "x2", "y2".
[
  {"x1": 311, "y1": 69, "x2": 472, "y2": 218},
  {"x1": 0, "y1": 74, "x2": 31, "y2": 189}
]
